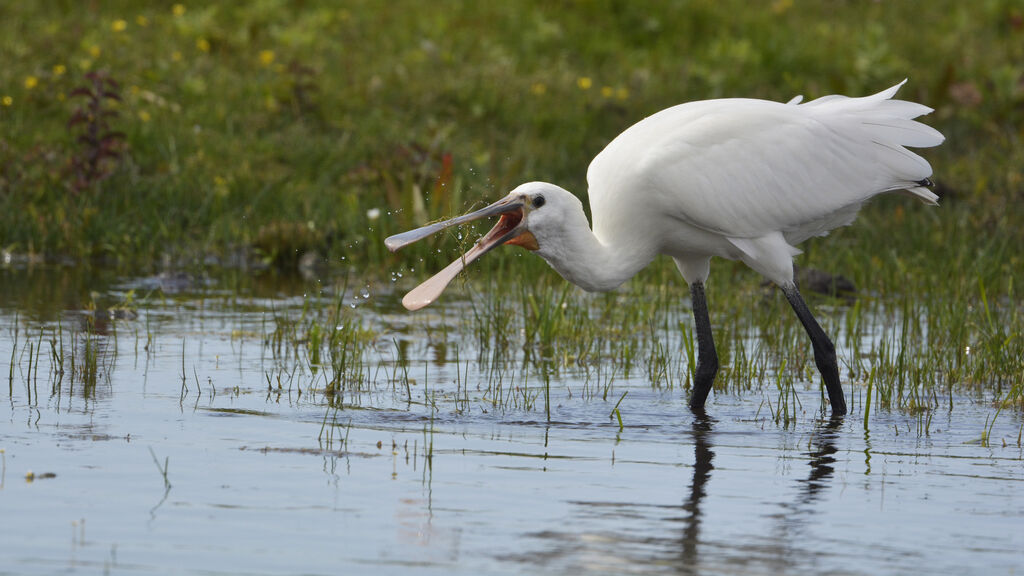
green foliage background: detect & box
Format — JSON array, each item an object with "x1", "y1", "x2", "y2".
[{"x1": 0, "y1": 0, "x2": 1021, "y2": 279}]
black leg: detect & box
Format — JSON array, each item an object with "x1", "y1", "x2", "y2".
[
  {"x1": 781, "y1": 284, "x2": 847, "y2": 415},
  {"x1": 688, "y1": 281, "x2": 719, "y2": 412}
]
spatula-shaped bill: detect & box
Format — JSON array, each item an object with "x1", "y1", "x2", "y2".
[{"x1": 385, "y1": 195, "x2": 527, "y2": 310}]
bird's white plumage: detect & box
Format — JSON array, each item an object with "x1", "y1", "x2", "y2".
[
  {"x1": 389, "y1": 81, "x2": 944, "y2": 303},
  {"x1": 386, "y1": 81, "x2": 942, "y2": 415},
  {"x1": 585, "y1": 80, "x2": 943, "y2": 284}
]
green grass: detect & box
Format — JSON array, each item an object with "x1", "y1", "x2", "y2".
[
  {"x1": 1, "y1": 1, "x2": 1023, "y2": 422},
  {"x1": 0, "y1": 1, "x2": 1020, "y2": 268}
]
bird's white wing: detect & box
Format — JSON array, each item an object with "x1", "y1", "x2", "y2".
[{"x1": 587, "y1": 81, "x2": 944, "y2": 243}]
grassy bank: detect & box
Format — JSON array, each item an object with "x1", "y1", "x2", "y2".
[{"x1": 0, "y1": 1, "x2": 1020, "y2": 267}]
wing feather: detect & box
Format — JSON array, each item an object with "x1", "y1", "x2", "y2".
[{"x1": 587, "y1": 81, "x2": 944, "y2": 244}]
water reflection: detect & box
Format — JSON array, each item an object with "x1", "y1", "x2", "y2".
[
  {"x1": 800, "y1": 416, "x2": 842, "y2": 500},
  {"x1": 506, "y1": 412, "x2": 850, "y2": 573},
  {"x1": 0, "y1": 265, "x2": 356, "y2": 319},
  {"x1": 0, "y1": 266, "x2": 120, "y2": 320},
  {"x1": 679, "y1": 414, "x2": 715, "y2": 573},
  {"x1": 752, "y1": 415, "x2": 843, "y2": 573},
  {"x1": 673, "y1": 415, "x2": 845, "y2": 574}
]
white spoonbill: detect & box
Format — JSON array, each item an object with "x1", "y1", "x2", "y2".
[{"x1": 385, "y1": 80, "x2": 944, "y2": 415}]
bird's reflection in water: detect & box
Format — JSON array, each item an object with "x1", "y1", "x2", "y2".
[
  {"x1": 676, "y1": 414, "x2": 843, "y2": 574},
  {"x1": 679, "y1": 413, "x2": 715, "y2": 572},
  {"x1": 749, "y1": 414, "x2": 844, "y2": 573},
  {"x1": 509, "y1": 413, "x2": 844, "y2": 574},
  {"x1": 801, "y1": 415, "x2": 842, "y2": 501}
]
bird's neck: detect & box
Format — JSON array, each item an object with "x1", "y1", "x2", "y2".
[{"x1": 534, "y1": 211, "x2": 654, "y2": 293}]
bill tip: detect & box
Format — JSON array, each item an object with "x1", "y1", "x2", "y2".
[{"x1": 401, "y1": 293, "x2": 432, "y2": 311}]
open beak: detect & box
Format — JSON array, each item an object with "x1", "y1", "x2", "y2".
[{"x1": 384, "y1": 195, "x2": 531, "y2": 310}]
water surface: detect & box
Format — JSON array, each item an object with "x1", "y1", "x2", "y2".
[{"x1": 1, "y1": 267, "x2": 1021, "y2": 575}]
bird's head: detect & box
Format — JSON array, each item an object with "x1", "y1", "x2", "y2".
[{"x1": 385, "y1": 182, "x2": 577, "y2": 310}]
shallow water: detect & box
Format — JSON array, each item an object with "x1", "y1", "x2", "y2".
[{"x1": 1, "y1": 267, "x2": 1021, "y2": 575}]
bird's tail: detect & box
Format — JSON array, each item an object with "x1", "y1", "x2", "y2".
[
  {"x1": 803, "y1": 79, "x2": 945, "y2": 203},
  {"x1": 900, "y1": 178, "x2": 939, "y2": 206}
]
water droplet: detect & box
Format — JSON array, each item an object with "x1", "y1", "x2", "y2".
[{"x1": 360, "y1": 288, "x2": 370, "y2": 299}]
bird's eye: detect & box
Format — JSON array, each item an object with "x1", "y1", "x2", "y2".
[{"x1": 533, "y1": 195, "x2": 546, "y2": 208}]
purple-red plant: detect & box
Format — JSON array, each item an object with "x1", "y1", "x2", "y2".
[{"x1": 67, "y1": 71, "x2": 125, "y2": 192}]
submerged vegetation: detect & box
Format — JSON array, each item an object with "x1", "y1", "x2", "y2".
[
  {"x1": 1, "y1": 2, "x2": 1023, "y2": 427},
  {"x1": 2, "y1": 265, "x2": 1021, "y2": 445}
]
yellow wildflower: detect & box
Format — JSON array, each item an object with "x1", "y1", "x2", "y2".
[
  {"x1": 600, "y1": 86, "x2": 613, "y2": 98},
  {"x1": 615, "y1": 87, "x2": 629, "y2": 101},
  {"x1": 24, "y1": 76, "x2": 38, "y2": 90},
  {"x1": 2, "y1": 96, "x2": 12, "y2": 107},
  {"x1": 53, "y1": 64, "x2": 66, "y2": 76},
  {"x1": 530, "y1": 82, "x2": 547, "y2": 96},
  {"x1": 112, "y1": 19, "x2": 128, "y2": 32},
  {"x1": 136, "y1": 15, "x2": 149, "y2": 27},
  {"x1": 214, "y1": 176, "x2": 229, "y2": 198},
  {"x1": 577, "y1": 77, "x2": 592, "y2": 90},
  {"x1": 172, "y1": 51, "x2": 183, "y2": 62},
  {"x1": 172, "y1": 4, "x2": 186, "y2": 16},
  {"x1": 259, "y1": 50, "x2": 275, "y2": 66},
  {"x1": 138, "y1": 110, "x2": 151, "y2": 122},
  {"x1": 197, "y1": 37, "x2": 210, "y2": 52},
  {"x1": 89, "y1": 45, "x2": 101, "y2": 58}
]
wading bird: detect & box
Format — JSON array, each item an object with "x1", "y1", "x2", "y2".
[{"x1": 385, "y1": 81, "x2": 944, "y2": 415}]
